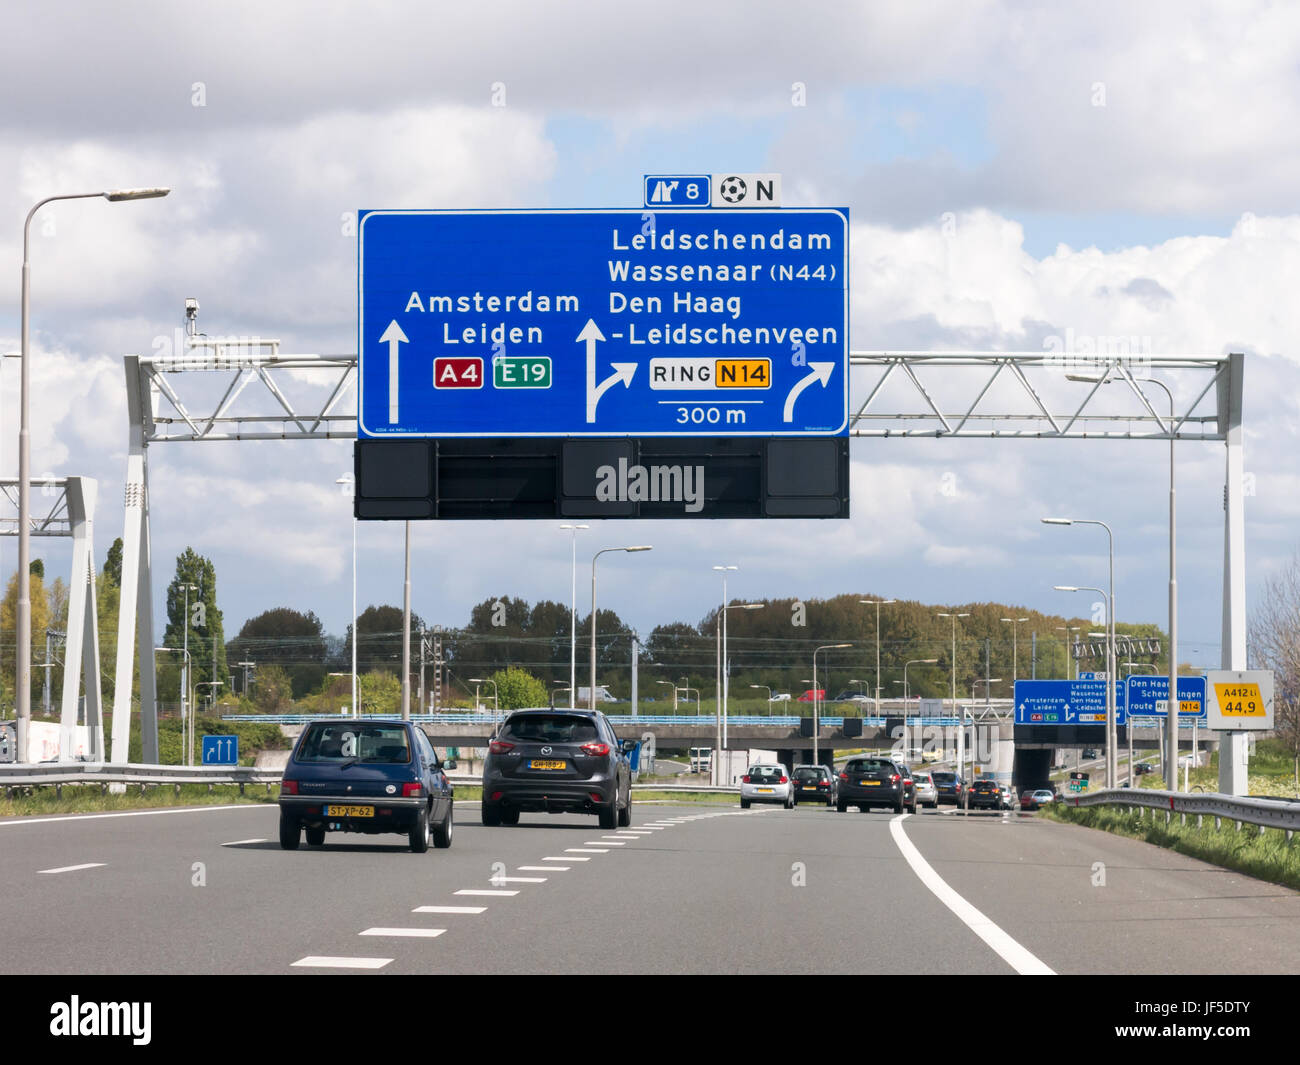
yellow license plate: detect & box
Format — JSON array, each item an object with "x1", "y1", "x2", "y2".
[
  {"x1": 757, "y1": 787, "x2": 774, "y2": 793},
  {"x1": 529, "y1": 760, "x2": 567, "y2": 770},
  {"x1": 862, "y1": 780, "x2": 879, "y2": 786},
  {"x1": 325, "y1": 805, "x2": 373, "y2": 817}
]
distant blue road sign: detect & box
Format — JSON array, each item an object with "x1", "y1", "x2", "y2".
[
  {"x1": 358, "y1": 209, "x2": 849, "y2": 438},
  {"x1": 1014, "y1": 679, "x2": 1127, "y2": 726},
  {"x1": 1125, "y1": 675, "x2": 1207, "y2": 719},
  {"x1": 202, "y1": 735, "x2": 238, "y2": 766}
]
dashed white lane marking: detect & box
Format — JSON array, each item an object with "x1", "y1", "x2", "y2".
[
  {"x1": 544, "y1": 856, "x2": 587, "y2": 862},
  {"x1": 889, "y1": 814, "x2": 1056, "y2": 976},
  {"x1": 492, "y1": 876, "x2": 547, "y2": 883},
  {"x1": 588, "y1": 840, "x2": 625, "y2": 845},
  {"x1": 565, "y1": 848, "x2": 608, "y2": 854},
  {"x1": 38, "y1": 863, "x2": 105, "y2": 874},
  {"x1": 359, "y1": 927, "x2": 446, "y2": 938},
  {"x1": 620, "y1": 830, "x2": 654, "y2": 835},
  {"x1": 292, "y1": 956, "x2": 391, "y2": 969},
  {"x1": 456, "y1": 889, "x2": 519, "y2": 897},
  {"x1": 1, "y1": 805, "x2": 268, "y2": 828},
  {"x1": 518, "y1": 865, "x2": 565, "y2": 871},
  {"x1": 602, "y1": 836, "x2": 637, "y2": 841},
  {"x1": 413, "y1": 906, "x2": 485, "y2": 914},
  {"x1": 222, "y1": 838, "x2": 267, "y2": 846}
]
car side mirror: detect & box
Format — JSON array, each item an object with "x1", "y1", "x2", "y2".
[
  {"x1": 620, "y1": 739, "x2": 637, "y2": 754},
  {"x1": 445, "y1": 759, "x2": 458, "y2": 770}
]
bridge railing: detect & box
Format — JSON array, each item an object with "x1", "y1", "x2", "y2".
[{"x1": 1069, "y1": 787, "x2": 1300, "y2": 834}]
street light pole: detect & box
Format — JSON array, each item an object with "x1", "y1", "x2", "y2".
[
  {"x1": 1056, "y1": 585, "x2": 1113, "y2": 787},
  {"x1": 812, "y1": 643, "x2": 852, "y2": 767},
  {"x1": 560, "y1": 525, "x2": 588, "y2": 707},
  {"x1": 591, "y1": 546, "x2": 652, "y2": 712},
  {"x1": 1045, "y1": 515, "x2": 1117, "y2": 788},
  {"x1": 903, "y1": 658, "x2": 939, "y2": 741},
  {"x1": 16, "y1": 186, "x2": 170, "y2": 762},
  {"x1": 937, "y1": 612, "x2": 970, "y2": 764},
  {"x1": 860, "y1": 598, "x2": 895, "y2": 719},
  {"x1": 1001, "y1": 617, "x2": 1028, "y2": 681},
  {"x1": 749, "y1": 684, "x2": 772, "y2": 714}
]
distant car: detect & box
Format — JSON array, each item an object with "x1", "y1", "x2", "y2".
[
  {"x1": 792, "y1": 764, "x2": 837, "y2": 805},
  {"x1": 1082, "y1": 749, "x2": 1099, "y2": 759},
  {"x1": 741, "y1": 764, "x2": 794, "y2": 809},
  {"x1": 481, "y1": 709, "x2": 633, "y2": 828},
  {"x1": 931, "y1": 770, "x2": 965, "y2": 806},
  {"x1": 1019, "y1": 788, "x2": 1056, "y2": 811},
  {"x1": 911, "y1": 769, "x2": 938, "y2": 809},
  {"x1": 836, "y1": 757, "x2": 917, "y2": 814},
  {"x1": 833, "y1": 691, "x2": 870, "y2": 702},
  {"x1": 796, "y1": 689, "x2": 827, "y2": 703},
  {"x1": 1134, "y1": 761, "x2": 1155, "y2": 776},
  {"x1": 771, "y1": 693, "x2": 792, "y2": 702},
  {"x1": 967, "y1": 779, "x2": 1003, "y2": 810},
  {"x1": 278, "y1": 718, "x2": 454, "y2": 852},
  {"x1": 998, "y1": 783, "x2": 1014, "y2": 809}
]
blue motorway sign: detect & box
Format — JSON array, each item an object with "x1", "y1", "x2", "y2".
[
  {"x1": 357, "y1": 209, "x2": 848, "y2": 438},
  {"x1": 1014, "y1": 679, "x2": 1126, "y2": 726},
  {"x1": 1125, "y1": 675, "x2": 1207, "y2": 719},
  {"x1": 644, "y1": 175, "x2": 711, "y2": 207},
  {"x1": 201, "y1": 735, "x2": 238, "y2": 766}
]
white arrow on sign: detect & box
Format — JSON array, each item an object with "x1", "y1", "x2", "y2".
[
  {"x1": 782, "y1": 362, "x2": 835, "y2": 422},
  {"x1": 580, "y1": 319, "x2": 636, "y2": 422},
  {"x1": 379, "y1": 320, "x2": 409, "y2": 424}
]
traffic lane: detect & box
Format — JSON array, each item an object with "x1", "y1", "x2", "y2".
[
  {"x1": 342, "y1": 802, "x2": 1024, "y2": 975},
  {"x1": 0, "y1": 800, "x2": 493, "y2": 973},
  {"x1": 901, "y1": 810, "x2": 1300, "y2": 974}
]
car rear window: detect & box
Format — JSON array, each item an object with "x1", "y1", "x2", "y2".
[
  {"x1": 298, "y1": 723, "x2": 411, "y2": 763},
  {"x1": 912, "y1": 773, "x2": 932, "y2": 783},
  {"x1": 794, "y1": 768, "x2": 824, "y2": 781},
  {"x1": 845, "y1": 759, "x2": 894, "y2": 774},
  {"x1": 931, "y1": 772, "x2": 957, "y2": 784},
  {"x1": 502, "y1": 714, "x2": 599, "y2": 743},
  {"x1": 749, "y1": 766, "x2": 785, "y2": 781}
]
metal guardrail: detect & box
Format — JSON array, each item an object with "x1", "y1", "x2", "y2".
[
  {"x1": 1070, "y1": 787, "x2": 1300, "y2": 834},
  {"x1": 0, "y1": 762, "x2": 280, "y2": 789},
  {"x1": 221, "y1": 713, "x2": 963, "y2": 728}
]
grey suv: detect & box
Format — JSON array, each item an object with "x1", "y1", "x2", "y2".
[{"x1": 481, "y1": 709, "x2": 633, "y2": 828}]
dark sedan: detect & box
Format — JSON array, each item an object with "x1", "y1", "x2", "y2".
[
  {"x1": 931, "y1": 770, "x2": 965, "y2": 806},
  {"x1": 967, "y1": 779, "x2": 1003, "y2": 810},
  {"x1": 278, "y1": 719, "x2": 454, "y2": 852},
  {"x1": 837, "y1": 757, "x2": 917, "y2": 814},
  {"x1": 792, "y1": 764, "x2": 837, "y2": 805},
  {"x1": 481, "y1": 709, "x2": 633, "y2": 828}
]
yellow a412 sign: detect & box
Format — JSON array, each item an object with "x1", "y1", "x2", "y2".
[{"x1": 1204, "y1": 670, "x2": 1275, "y2": 730}]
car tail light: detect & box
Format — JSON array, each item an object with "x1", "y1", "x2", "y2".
[
  {"x1": 589, "y1": 793, "x2": 603, "y2": 803},
  {"x1": 742, "y1": 775, "x2": 751, "y2": 783},
  {"x1": 489, "y1": 740, "x2": 515, "y2": 755},
  {"x1": 491, "y1": 791, "x2": 503, "y2": 801},
  {"x1": 903, "y1": 778, "x2": 912, "y2": 786},
  {"x1": 889, "y1": 774, "x2": 899, "y2": 784},
  {"x1": 402, "y1": 782, "x2": 424, "y2": 797},
  {"x1": 580, "y1": 742, "x2": 611, "y2": 757},
  {"x1": 779, "y1": 776, "x2": 788, "y2": 784},
  {"x1": 839, "y1": 772, "x2": 848, "y2": 781},
  {"x1": 280, "y1": 780, "x2": 298, "y2": 795}
]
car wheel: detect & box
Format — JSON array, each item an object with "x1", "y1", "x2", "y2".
[
  {"x1": 909, "y1": 800, "x2": 918, "y2": 815},
  {"x1": 785, "y1": 793, "x2": 795, "y2": 809},
  {"x1": 617, "y1": 792, "x2": 632, "y2": 827},
  {"x1": 409, "y1": 806, "x2": 431, "y2": 853},
  {"x1": 433, "y1": 801, "x2": 453, "y2": 849},
  {"x1": 305, "y1": 826, "x2": 325, "y2": 846},
  {"x1": 500, "y1": 807, "x2": 520, "y2": 826},
  {"x1": 481, "y1": 803, "x2": 502, "y2": 827},
  {"x1": 740, "y1": 798, "x2": 751, "y2": 809},
  {"x1": 598, "y1": 797, "x2": 618, "y2": 830},
  {"x1": 826, "y1": 797, "x2": 834, "y2": 808},
  {"x1": 837, "y1": 802, "x2": 847, "y2": 813},
  {"x1": 279, "y1": 813, "x2": 301, "y2": 850}
]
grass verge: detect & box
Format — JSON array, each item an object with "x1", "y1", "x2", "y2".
[
  {"x1": 0, "y1": 783, "x2": 277, "y2": 818},
  {"x1": 1043, "y1": 801, "x2": 1300, "y2": 892}
]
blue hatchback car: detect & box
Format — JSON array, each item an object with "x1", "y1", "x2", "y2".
[{"x1": 278, "y1": 719, "x2": 454, "y2": 852}]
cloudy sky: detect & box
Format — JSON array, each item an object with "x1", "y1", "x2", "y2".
[{"x1": 1, "y1": 0, "x2": 1296, "y2": 665}]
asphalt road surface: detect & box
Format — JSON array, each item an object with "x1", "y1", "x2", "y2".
[{"x1": 2, "y1": 800, "x2": 1297, "y2": 974}]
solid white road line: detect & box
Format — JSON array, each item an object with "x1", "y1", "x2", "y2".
[
  {"x1": 222, "y1": 838, "x2": 267, "y2": 846},
  {"x1": 360, "y1": 927, "x2": 446, "y2": 938},
  {"x1": 413, "y1": 906, "x2": 485, "y2": 914},
  {"x1": 889, "y1": 815, "x2": 1055, "y2": 976},
  {"x1": 2, "y1": 805, "x2": 268, "y2": 828},
  {"x1": 292, "y1": 956, "x2": 391, "y2": 969},
  {"x1": 37, "y1": 863, "x2": 105, "y2": 874},
  {"x1": 518, "y1": 865, "x2": 565, "y2": 871},
  {"x1": 456, "y1": 889, "x2": 519, "y2": 896}
]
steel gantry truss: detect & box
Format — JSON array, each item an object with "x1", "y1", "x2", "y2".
[
  {"x1": 1, "y1": 477, "x2": 104, "y2": 760},
  {"x1": 111, "y1": 333, "x2": 1247, "y2": 794}
]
